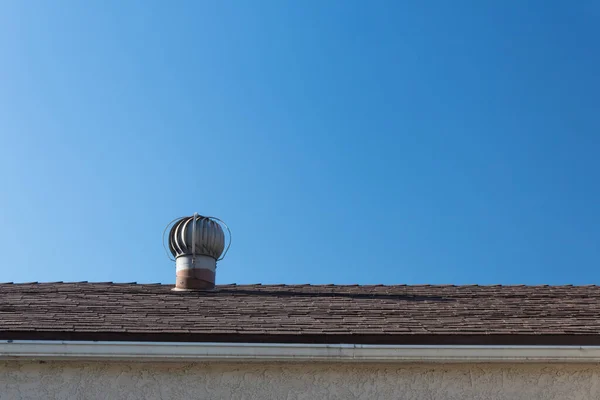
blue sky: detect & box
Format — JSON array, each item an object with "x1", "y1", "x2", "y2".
[{"x1": 1, "y1": 1, "x2": 599, "y2": 285}]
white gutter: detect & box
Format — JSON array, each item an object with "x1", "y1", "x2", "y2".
[{"x1": 1, "y1": 341, "x2": 600, "y2": 363}]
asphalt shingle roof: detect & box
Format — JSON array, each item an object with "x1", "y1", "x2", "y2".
[{"x1": 1, "y1": 282, "x2": 600, "y2": 345}]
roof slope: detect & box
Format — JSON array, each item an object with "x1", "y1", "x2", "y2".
[{"x1": 1, "y1": 282, "x2": 600, "y2": 345}]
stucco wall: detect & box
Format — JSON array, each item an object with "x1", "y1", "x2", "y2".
[{"x1": 0, "y1": 360, "x2": 599, "y2": 399}]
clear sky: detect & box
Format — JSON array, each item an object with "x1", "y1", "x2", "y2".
[{"x1": 1, "y1": 1, "x2": 599, "y2": 285}]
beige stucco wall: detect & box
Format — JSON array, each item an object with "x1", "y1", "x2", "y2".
[{"x1": 1, "y1": 360, "x2": 600, "y2": 399}]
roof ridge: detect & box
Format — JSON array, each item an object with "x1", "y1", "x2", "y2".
[{"x1": 0, "y1": 282, "x2": 596, "y2": 287}]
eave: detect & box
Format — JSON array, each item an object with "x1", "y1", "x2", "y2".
[{"x1": 2, "y1": 340, "x2": 600, "y2": 363}]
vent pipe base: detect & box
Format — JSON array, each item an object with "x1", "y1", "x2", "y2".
[{"x1": 174, "y1": 255, "x2": 216, "y2": 290}]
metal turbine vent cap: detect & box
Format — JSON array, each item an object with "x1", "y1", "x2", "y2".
[{"x1": 163, "y1": 213, "x2": 231, "y2": 291}]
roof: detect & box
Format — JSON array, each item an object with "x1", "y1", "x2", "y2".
[{"x1": 1, "y1": 282, "x2": 600, "y2": 345}]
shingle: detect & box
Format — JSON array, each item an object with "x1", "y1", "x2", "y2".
[{"x1": 1, "y1": 283, "x2": 600, "y2": 344}]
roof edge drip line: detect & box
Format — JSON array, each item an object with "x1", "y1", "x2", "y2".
[{"x1": 2, "y1": 341, "x2": 600, "y2": 363}]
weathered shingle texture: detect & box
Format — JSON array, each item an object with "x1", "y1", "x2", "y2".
[{"x1": 1, "y1": 283, "x2": 600, "y2": 344}]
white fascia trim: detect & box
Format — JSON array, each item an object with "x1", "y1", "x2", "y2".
[{"x1": 2, "y1": 341, "x2": 600, "y2": 363}]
